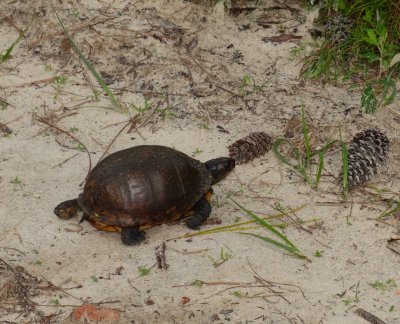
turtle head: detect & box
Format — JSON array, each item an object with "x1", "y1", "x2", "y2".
[
  {"x1": 54, "y1": 199, "x2": 80, "y2": 220},
  {"x1": 205, "y1": 157, "x2": 235, "y2": 185}
]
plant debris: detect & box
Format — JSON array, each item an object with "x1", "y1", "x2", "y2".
[
  {"x1": 72, "y1": 304, "x2": 120, "y2": 322},
  {"x1": 155, "y1": 242, "x2": 169, "y2": 270},
  {"x1": 0, "y1": 122, "x2": 12, "y2": 135},
  {"x1": 180, "y1": 296, "x2": 190, "y2": 305},
  {"x1": 0, "y1": 258, "x2": 75, "y2": 322},
  {"x1": 262, "y1": 34, "x2": 302, "y2": 43},
  {"x1": 355, "y1": 308, "x2": 387, "y2": 324}
]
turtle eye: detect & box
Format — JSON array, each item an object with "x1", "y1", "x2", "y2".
[
  {"x1": 205, "y1": 157, "x2": 235, "y2": 184},
  {"x1": 224, "y1": 158, "x2": 235, "y2": 171}
]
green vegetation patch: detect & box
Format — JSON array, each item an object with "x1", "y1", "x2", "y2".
[{"x1": 300, "y1": 0, "x2": 400, "y2": 113}]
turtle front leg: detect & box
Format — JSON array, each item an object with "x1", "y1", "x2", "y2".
[
  {"x1": 184, "y1": 196, "x2": 212, "y2": 230},
  {"x1": 54, "y1": 199, "x2": 80, "y2": 219},
  {"x1": 121, "y1": 227, "x2": 146, "y2": 245}
]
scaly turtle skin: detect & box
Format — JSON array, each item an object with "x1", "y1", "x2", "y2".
[{"x1": 54, "y1": 145, "x2": 235, "y2": 245}]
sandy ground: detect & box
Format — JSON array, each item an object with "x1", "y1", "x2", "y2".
[{"x1": 1, "y1": 0, "x2": 400, "y2": 323}]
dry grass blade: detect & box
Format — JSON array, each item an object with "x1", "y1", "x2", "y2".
[
  {"x1": 49, "y1": 1, "x2": 124, "y2": 113},
  {"x1": 172, "y1": 205, "x2": 306, "y2": 240},
  {"x1": 378, "y1": 199, "x2": 400, "y2": 219},
  {"x1": 96, "y1": 115, "x2": 139, "y2": 165},
  {"x1": 339, "y1": 128, "x2": 349, "y2": 197}
]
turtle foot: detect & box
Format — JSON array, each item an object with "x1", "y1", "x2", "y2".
[
  {"x1": 121, "y1": 227, "x2": 146, "y2": 245},
  {"x1": 185, "y1": 198, "x2": 211, "y2": 230}
]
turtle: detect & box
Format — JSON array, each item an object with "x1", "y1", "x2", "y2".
[{"x1": 54, "y1": 145, "x2": 235, "y2": 245}]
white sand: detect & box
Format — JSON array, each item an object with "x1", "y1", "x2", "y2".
[{"x1": 1, "y1": 0, "x2": 400, "y2": 323}]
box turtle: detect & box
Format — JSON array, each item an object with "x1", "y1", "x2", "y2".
[{"x1": 54, "y1": 145, "x2": 235, "y2": 245}]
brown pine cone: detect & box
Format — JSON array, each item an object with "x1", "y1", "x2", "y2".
[{"x1": 228, "y1": 132, "x2": 273, "y2": 164}]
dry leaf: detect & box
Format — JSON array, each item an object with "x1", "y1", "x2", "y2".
[
  {"x1": 72, "y1": 304, "x2": 120, "y2": 322},
  {"x1": 181, "y1": 296, "x2": 190, "y2": 305},
  {"x1": 389, "y1": 53, "x2": 400, "y2": 68}
]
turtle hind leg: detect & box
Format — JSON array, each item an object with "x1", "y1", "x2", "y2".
[
  {"x1": 54, "y1": 199, "x2": 80, "y2": 219},
  {"x1": 184, "y1": 197, "x2": 212, "y2": 230},
  {"x1": 121, "y1": 227, "x2": 146, "y2": 245}
]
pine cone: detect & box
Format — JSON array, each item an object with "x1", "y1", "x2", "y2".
[
  {"x1": 228, "y1": 132, "x2": 273, "y2": 164},
  {"x1": 344, "y1": 128, "x2": 389, "y2": 188}
]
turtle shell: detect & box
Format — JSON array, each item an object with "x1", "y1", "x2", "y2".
[{"x1": 77, "y1": 145, "x2": 212, "y2": 229}]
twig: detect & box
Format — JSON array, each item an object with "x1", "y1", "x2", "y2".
[
  {"x1": 168, "y1": 247, "x2": 209, "y2": 255},
  {"x1": 33, "y1": 113, "x2": 92, "y2": 178},
  {"x1": 38, "y1": 275, "x2": 82, "y2": 302},
  {"x1": 96, "y1": 115, "x2": 139, "y2": 165},
  {"x1": 32, "y1": 112, "x2": 78, "y2": 138},
  {"x1": 2, "y1": 77, "x2": 58, "y2": 89},
  {"x1": 272, "y1": 307, "x2": 296, "y2": 324},
  {"x1": 172, "y1": 281, "x2": 250, "y2": 288},
  {"x1": 211, "y1": 81, "x2": 240, "y2": 97},
  {"x1": 1, "y1": 300, "x2": 121, "y2": 308},
  {"x1": 51, "y1": 153, "x2": 80, "y2": 169},
  {"x1": 127, "y1": 280, "x2": 142, "y2": 294},
  {"x1": 64, "y1": 99, "x2": 96, "y2": 111},
  {"x1": 247, "y1": 257, "x2": 309, "y2": 303},
  {"x1": 28, "y1": 17, "x2": 118, "y2": 49},
  {"x1": 254, "y1": 276, "x2": 291, "y2": 304},
  {"x1": 2, "y1": 247, "x2": 26, "y2": 255},
  {"x1": 0, "y1": 10, "x2": 23, "y2": 33}
]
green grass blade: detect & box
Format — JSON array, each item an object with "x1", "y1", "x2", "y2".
[
  {"x1": 229, "y1": 198, "x2": 301, "y2": 251},
  {"x1": 272, "y1": 138, "x2": 296, "y2": 167},
  {"x1": 173, "y1": 204, "x2": 306, "y2": 240},
  {"x1": 0, "y1": 34, "x2": 22, "y2": 62},
  {"x1": 301, "y1": 103, "x2": 311, "y2": 167},
  {"x1": 380, "y1": 69, "x2": 397, "y2": 106},
  {"x1": 182, "y1": 226, "x2": 257, "y2": 238},
  {"x1": 239, "y1": 232, "x2": 307, "y2": 259},
  {"x1": 314, "y1": 140, "x2": 339, "y2": 189},
  {"x1": 273, "y1": 106, "x2": 341, "y2": 190},
  {"x1": 50, "y1": 1, "x2": 123, "y2": 113},
  {"x1": 272, "y1": 138, "x2": 308, "y2": 180},
  {"x1": 314, "y1": 151, "x2": 324, "y2": 189},
  {"x1": 179, "y1": 215, "x2": 319, "y2": 240}
]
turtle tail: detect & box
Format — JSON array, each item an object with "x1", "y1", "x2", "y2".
[{"x1": 54, "y1": 199, "x2": 80, "y2": 220}]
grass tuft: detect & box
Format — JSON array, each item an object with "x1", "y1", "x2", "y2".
[
  {"x1": 273, "y1": 104, "x2": 338, "y2": 189},
  {"x1": 300, "y1": 0, "x2": 400, "y2": 113}
]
